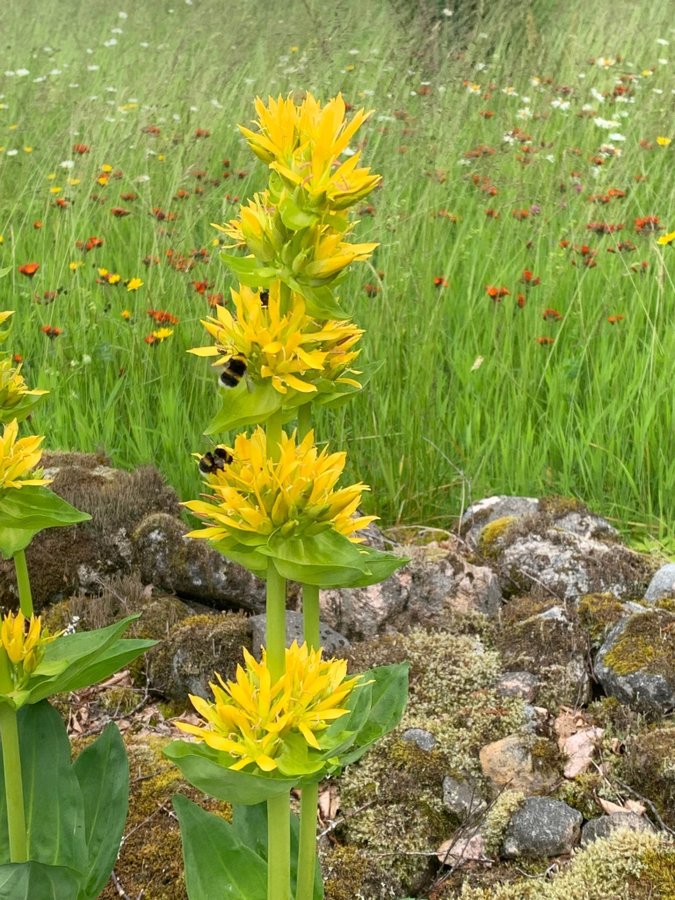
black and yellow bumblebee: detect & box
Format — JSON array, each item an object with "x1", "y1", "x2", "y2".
[
  {"x1": 259, "y1": 289, "x2": 269, "y2": 308},
  {"x1": 219, "y1": 353, "x2": 247, "y2": 389},
  {"x1": 198, "y1": 446, "x2": 234, "y2": 475}
]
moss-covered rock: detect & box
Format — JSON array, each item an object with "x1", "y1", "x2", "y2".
[
  {"x1": 494, "y1": 596, "x2": 591, "y2": 709},
  {"x1": 449, "y1": 828, "x2": 675, "y2": 899},
  {"x1": 578, "y1": 592, "x2": 639, "y2": 647},
  {"x1": 338, "y1": 628, "x2": 524, "y2": 895},
  {"x1": 150, "y1": 611, "x2": 251, "y2": 701},
  {"x1": 321, "y1": 844, "x2": 401, "y2": 900},
  {"x1": 595, "y1": 610, "x2": 675, "y2": 715},
  {"x1": 620, "y1": 725, "x2": 675, "y2": 830}
]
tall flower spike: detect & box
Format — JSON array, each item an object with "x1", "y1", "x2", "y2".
[
  {"x1": 0, "y1": 420, "x2": 52, "y2": 491},
  {"x1": 184, "y1": 427, "x2": 375, "y2": 546},
  {"x1": 189, "y1": 282, "x2": 363, "y2": 396},
  {"x1": 176, "y1": 641, "x2": 361, "y2": 773}
]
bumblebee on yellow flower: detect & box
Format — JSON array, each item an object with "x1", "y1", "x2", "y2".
[{"x1": 189, "y1": 281, "x2": 362, "y2": 397}]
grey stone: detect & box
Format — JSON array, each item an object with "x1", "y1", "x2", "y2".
[
  {"x1": 319, "y1": 568, "x2": 412, "y2": 641},
  {"x1": 644, "y1": 563, "x2": 675, "y2": 604},
  {"x1": 580, "y1": 813, "x2": 654, "y2": 847},
  {"x1": 594, "y1": 611, "x2": 675, "y2": 714},
  {"x1": 442, "y1": 775, "x2": 487, "y2": 820},
  {"x1": 496, "y1": 671, "x2": 539, "y2": 702},
  {"x1": 460, "y1": 496, "x2": 540, "y2": 549},
  {"x1": 402, "y1": 728, "x2": 437, "y2": 752},
  {"x1": 501, "y1": 798, "x2": 582, "y2": 858},
  {"x1": 132, "y1": 512, "x2": 267, "y2": 613},
  {"x1": 248, "y1": 611, "x2": 350, "y2": 660}
]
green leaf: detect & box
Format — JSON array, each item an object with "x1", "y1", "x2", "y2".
[
  {"x1": 0, "y1": 862, "x2": 82, "y2": 899},
  {"x1": 329, "y1": 663, "x2": 409, "y2": 768},
  {"x1": 173, "y1": 794, "x2": 268, "y2": 900},
  {"x1": 0, "y1": 702, "x2": 87, "y2": 873},
  {"x1": 25, "y1": 617, "x2": 156, "y2": 704},
  {"x1": 278, "y1": 196, "x2": 318, "y2": 231},
  {"x1": 205, "y1": 380, "x2": 282, "y2": 434},
  {"x1": 164, "y1": 742, "x2": 300, "y2": 805},
  {"x1": 0, "y1": 487, "x2": 90, "y2": 560},
  {"x1": 72, "y1": 723, "x2": 128, "y2": 900},
  {"x1": 0, "y1": 394, "x2": 46, "y2": 426},
  {"x1": 264, "y1": 531, "x2": 408, "y2": 588},
  {"x1": 289, "y1": 284, "x2": 348, "y2": 320}
]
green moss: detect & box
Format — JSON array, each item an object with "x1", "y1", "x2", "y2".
[
  {"x1": 530, "y1": 737, "x2": 564, "y2": 771},
  {"x1": 554, "y1": 772, "x2": 605, "y2": 820},
  {"x1": 482, "y1": 790, "x2": 524, "y2": 856},
  {"x1": 478, "y1": 516, "x2": 518, "y2": 556},
  {"x1": 322, "y1": 845, "x2": 399, "y2": 900},
  {"x1": 602, "y1": 610, "x2": 675, "y2": 677},
  {"x1": 655, "y1": 597, "x2": 675, "y2": 613},
  {"x1": 456, "y1": 828, "x2": 674, "y2": 899},
  {"x1": 578, "y1": 592, "x2": 626, "y2": 645},
  {"x1": 620, "y1": 726, "x2": 675, "y2": 830}
]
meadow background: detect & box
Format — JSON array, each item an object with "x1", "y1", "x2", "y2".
[{"x1": 1, "y1": 0, "x2": 673, "y2": 545}]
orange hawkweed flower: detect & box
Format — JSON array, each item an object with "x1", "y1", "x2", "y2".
[
  {"x1": 543, "y1": 308, "x2": 562, "y2": 321},
  {"x1": 18, "y1": 263, "x2": 40, "y2": 278},
  {"x1": 536, "y1": 336, "x2": 555, "y2": 345},
  {"x1": 111, "y1": 207, "x2": 131, "y2": 217},
  {"x1": 607, "y1": 315, "x2": 624, "y2": 324},
  {"x1": 72, "y1": 144, "x2": 90, "y2": 154},
  {"x1": 434, "y1": 277, "x2": 448, "y2": 288},
  {"x1": 41, "y1": 325, "x2": 62, "y2": 338},
  {"x1": 486, "y1": 285, "x2": 510, "y2": 301}
]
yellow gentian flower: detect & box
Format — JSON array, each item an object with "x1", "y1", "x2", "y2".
[
  {"x1": 0, "y1": 358, "x2": 48, "y2": 418},
  {"x1": 184, "y1": 427, "x2": 375, "y2": 545},
  {"x1": 176, "y1": 642, "x2": 360, "y2": 773},
  {"x1": 189, "y1": 281, "x2": 362, "y2": 396},
  {"x1": 0, "y1": 611, "x2": 59, "y2": 684},
  {"x1": 0, "y1": 419, "x2": 52, "y2": 491}
]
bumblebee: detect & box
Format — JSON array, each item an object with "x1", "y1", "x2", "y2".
[
  {"x1": 198, "y1": 446, "x2": 234, "y2": 475},
  {"x1": 219, "y1": 353, "x2": 247, "y2": 388},
  {"x1": 259, "y1": 289, "x2": 269, "y2": 308}
]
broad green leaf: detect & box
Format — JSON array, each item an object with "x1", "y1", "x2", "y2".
[
  {"x1": 72, "y1": 723, "x2": 128, "y2": 900},
  {"x1": 278, "y1": 196, "x2": 318, "y2": 230},
  {"x1": 0, "y1": 862, "x2": 82, "y2": 899},
  {"x1": 164, "y1": 742, "x2": 300, "y2": 805},
  {"x1": 0, "y1": 393, "x2": 46, "y2": 426},
  {"x1": 0, "y1": 702, "x2": 87, "y2": 873},
  {"x1": 288, "y1": 283, "x2": 348, "y2": 320},
  {"x1": 25, "y1": 616, "x2": 155, "y2": 704},
  {"x1": 173, "y1": 795, "x2": 267, "y2": 900},
  {"x1": 205, "y1": 380, "x2": 281, "y2": 434},
  {"x1": 329, "y1": 663, "x2": 409, "y2": 768},
  {"x1": 0, "y1": 487, "x2": 90, "y2": 560}
]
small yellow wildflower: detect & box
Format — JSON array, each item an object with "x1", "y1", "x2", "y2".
[
  {"x1": 184, "y1": 427, "x2": 375, "y2": 546},
  {"x1": 152, "y1": 327, "x2": 173, "y2": 342},
  {"x1": 176, "y1": 642, "x2": 361, "y2": 773},
  {"x1": 0, "y1": 419, "x2": 52, "y2": 491},
  {"x1": 23, "y1": 146, "x2": 32, "y2": 154},
  {"x1": 100, "y1": 163, "x2": 113, "y2": 173},
  {"x1": 126, "y1": 277, "x2": 143, "y2": 292},
  {"x1": 0, "y1": 235, "x2": 3, "y2": 244},
  {"x1": 121, "y1": 309, "x2": 132, "y2": 320},
  {"x1": 49, "y1": 186, "x2": 62, "y2": 194},
  {"x1": 0, "y1": 611, "x2": 58, "y2": 682},
  {"x1": 656, "y1": 230, "x2": 675, "y2": 246},
  {"x1": 67, "y1": 177, "x2": 81, "y2": 186},
  {"x1": 68, "y1": 261, "x2": 84, "y2": 271},
  {"x1": 656, "y1": 136, "x2": 672, "y2": 147},
  {"x1": 189, "y1": 281, "x2": 362, "y2": 396}
]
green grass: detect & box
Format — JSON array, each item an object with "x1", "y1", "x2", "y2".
[{"x1": 1, "y1": 0, "x2": 673, "y2": 542}]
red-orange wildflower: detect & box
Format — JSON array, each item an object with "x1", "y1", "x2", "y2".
[
  {"x1": 536, "y1": 336, "x2": 554, "y2": 345},
  {"x1": 521, "y1": 270, "x2": 541, "y2": 286},
  {"x1": 363, "y1": 283, "x2": 380, "y2": 297},
  {"x1": 72, "y1": 143, "x2": 90, "y2": 154},
  {"x1": 18, "y1": 263, "x2": 40, "y2": 278},
  {"x1": 543, "y1": 308, "x2": 562, "y2": 321},
  {"x1": 635, "y1": 216, "x2": 661, "y2": 235},
  {"x1": 41, "y1": 324, "x2": 62, "y2": 338},
  {"x1": 434, "y1": 277, "x2": 448, "y2": 288},
  {"x1": 607, "y1": 315, "x2": 624, "y2": 324},
  {"x1": 486, "y1": 285, "x2": 510, "y2": 301},
  {"x1": 111, "y1": 207, "x2": 131, "y2": 217},
  {"x1": 147, "y1": 309, "x2": 179, "y2": 326},
  {"x1": 516, "y1": 293, "x2": 527, "y2": 308}
]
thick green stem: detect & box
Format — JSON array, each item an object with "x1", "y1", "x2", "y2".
[
  {"x1": 266, "y1": 560, "x2": 287, "y2": 684},
  {"x1": 297, "y1": 403, "x2": 312, "y2": 441},
  {"x1": 267, "y1": 410, "x2": 284, "y2": 464},
  {"x1": 267, "y1": 792, "x2": 291, "y2": 900},
  {"x1": 13, "y1": 550, "x2": 33, "y2": 618},
  {"x1": 0, "y1": 702, "x2": 27, "y2": 863},
  {"x1": 296, "y1": 783, "x2": 319, "y2": 900}
]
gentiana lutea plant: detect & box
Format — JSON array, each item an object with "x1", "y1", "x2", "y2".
[
  {"x1": 164, "y1": 93, "x2": 409, "y2": 900},
  {"x1": 0, "y1": 284, "x2": 156, "y2": 899}
]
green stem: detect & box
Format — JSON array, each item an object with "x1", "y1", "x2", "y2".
[
  {"x1": 297, "y1": 403, "x2": 312, "y2": 441},
  {"x1": 266, "y1": 560, "x2": 287, "y2": 684},
  {"x1": 267, "y1": 792, "x2": 291, "y2": 900},
  {"x1": 296, "y1": 783, "x2": 319, "y2": 900},
  {"x1": 0, "y1": 702, "x2": 27, "y2": 863},
  {"x1": 13, "y1": 550, "x2": 33, "y2": 618},
  {"x1": 267, "y1": 410, "x2": 284, "y2": 464}
]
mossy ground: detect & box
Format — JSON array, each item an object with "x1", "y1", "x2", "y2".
[{"x1": 602, "y1": 610, "x2": 675, "y2": 679}]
